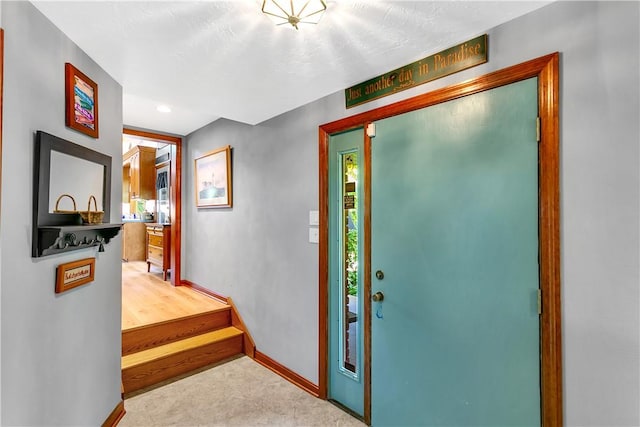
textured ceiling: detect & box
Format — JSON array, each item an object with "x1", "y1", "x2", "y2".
[{"x1": 31, "y1": 1, "x2": 552, "y2": 136}]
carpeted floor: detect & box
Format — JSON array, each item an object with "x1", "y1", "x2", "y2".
[{"x1": 120, "y1": 356, "x2": 366, "y2": 427}]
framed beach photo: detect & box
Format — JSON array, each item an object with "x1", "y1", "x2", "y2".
[
  {"x1": 65, "y1": 63, "x2": 99, "y2": 138},
  {"x1": 194, "y1": 145, "x2": 232, "y2": 208}
]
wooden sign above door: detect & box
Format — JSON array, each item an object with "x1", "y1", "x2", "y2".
[{"x1": 344, "y1": 35, "x2": 487, "y2": 109}]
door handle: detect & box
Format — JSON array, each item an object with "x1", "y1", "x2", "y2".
[{"x1": 372, "y1": 291, "x2": 384, "y2": 302}]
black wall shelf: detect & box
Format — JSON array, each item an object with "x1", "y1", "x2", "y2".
[
  {"x1": 36, "y1": 223, "x2": 122, "y2": 257},
  {"x1": 32, "y1": 131, "x2": 120, "y2": 258}
]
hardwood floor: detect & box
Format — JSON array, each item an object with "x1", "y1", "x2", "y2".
[
  {"x1": 122, "y1": 261, "x2": 227, "y2": 331},
  {"x1": 121, "y1": 261, "x2": 244, "y2": 394}
]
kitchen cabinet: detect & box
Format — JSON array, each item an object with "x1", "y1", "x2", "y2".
[
  {"x1": 146, "y1": 223, "x2": 171, "y2": 281},
  {"x1": 122, "y1": 222, "x2": 147, "y2": 262},
  {"x1": 123, "y1": 146, "x2": 156, "y2": 200}
]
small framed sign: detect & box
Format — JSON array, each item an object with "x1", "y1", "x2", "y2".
[
  {"x1": 65, "y1": 63, "x2": 99, "y2": 138},
  {"x1": 56, "y1": 257, "x2": 96, "y2": 294}
]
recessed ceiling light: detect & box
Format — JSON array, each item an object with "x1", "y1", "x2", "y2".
[{"x1": 156, "y1": 105, "x2": 171, "y2": 113}]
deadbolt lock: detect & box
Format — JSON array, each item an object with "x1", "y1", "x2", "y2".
[{"x1": 375, "y1": 270, "x2": 384, "y2": 280}]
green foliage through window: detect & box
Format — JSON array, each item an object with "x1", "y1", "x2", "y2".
[{"x1": 344, "y1": 153, "x2": 359, "y2": 297}]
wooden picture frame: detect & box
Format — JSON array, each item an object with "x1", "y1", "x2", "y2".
[
  {"x1": 65, "y1": 63, "x2": 99, "y2": 138},
  {"x1": 56, "y1": 257, "x2": 96, "y2": 293},
  {"x1": 194, "y1": 145, "x2": 232, "y2": 208}
]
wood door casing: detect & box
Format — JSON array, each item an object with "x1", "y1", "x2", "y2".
[{"x1": 318, "y1": 53, "x2": 561, "y2": 425}]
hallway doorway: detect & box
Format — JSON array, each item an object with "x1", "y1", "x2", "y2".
[{"x1": 121, "y1": 128, "x2": 182, "y2": 286}]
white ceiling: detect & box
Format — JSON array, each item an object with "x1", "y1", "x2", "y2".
[{"x1": 31, "y1": 1, "x2": 552, "y2": 136}]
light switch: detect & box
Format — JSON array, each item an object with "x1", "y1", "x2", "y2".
[
  {"x1": 309, "y1": 210, "x2": 319, "y2": 226},
  {"x1": 309, "y1": 227, "x2": 319, "y2": 244}
]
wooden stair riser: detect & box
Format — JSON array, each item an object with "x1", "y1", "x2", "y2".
[
  {"x1": 122, "y1": 333, "x2": 243, "y2": 394},
  {"x1": 122, "y1": 309, "x2": 231, "y2": 356}
]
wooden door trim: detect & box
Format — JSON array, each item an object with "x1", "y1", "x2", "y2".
[
  {"x1": 123, "y1": 128, "x2": 182, "y2": 287},
  {"x1": 362, "y1": 124, "x2": 372, "y2": 425},
  {"x1": 318, "y1": 52, "x2": 562, "y2": 425}
]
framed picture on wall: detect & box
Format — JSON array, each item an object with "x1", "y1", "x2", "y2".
[
  {"x1": 55, "y1": 257, "x2": 96, "y2": 294},
  {"x1": 194, "y1": 145, "x2": 232, "y2": 208},
  {"x1": 65, "y1": 63, "x2": 99, "y2": 138}
]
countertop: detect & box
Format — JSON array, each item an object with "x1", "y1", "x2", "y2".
[{"x1": 122, "y1": 218, "x2": 155, "y2": 223}]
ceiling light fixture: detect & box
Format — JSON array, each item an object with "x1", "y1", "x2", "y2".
[
  {"x1": 262, "y1": 0, "x2": 327, "y2": 30},
  {"x1": 156, "y1": 105, "x2": 171, "y2": 113}
]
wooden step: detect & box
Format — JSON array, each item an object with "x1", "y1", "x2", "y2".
[
  {"x1": 122, "y1": 326, "x2": 244, "y2": 394},
  {"x1": 122, "y1": 307, "x2": 231, "y2": 356}
]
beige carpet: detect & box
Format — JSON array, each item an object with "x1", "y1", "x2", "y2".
[{"x1": 120, "y1": 356, "x2": 366, "y2": 427}]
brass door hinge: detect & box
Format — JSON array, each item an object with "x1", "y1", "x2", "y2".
[{"x1": 537, "y1": 289, "x2": 542, "y2": 315}]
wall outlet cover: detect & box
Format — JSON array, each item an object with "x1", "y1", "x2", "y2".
[
  {"x1": 309, "y1": 227, "x2": 319, "y2": 244},
  {"x1": 309, "y1": 210, "x2": 319, "y2": 226}
]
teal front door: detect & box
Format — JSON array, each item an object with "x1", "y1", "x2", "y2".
[{"x1": 370, "y1": 78, "x2": 541, "y2": 426}]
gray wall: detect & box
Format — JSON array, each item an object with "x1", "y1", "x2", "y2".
[
  {"x1": 1, "y1": 4, "x2": 3, "y2": 424},
  {"x1": 183, "y1": 1, "x2": 639, "y2": 425},
  {"x1": 1, "y1": 2, "x2": 123, "y2": 425},
  {"x1": 185, "y1": 114, "x2": 323, "y2": 381}
]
